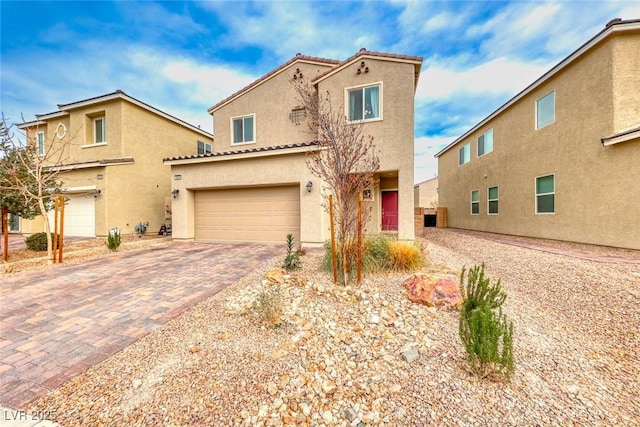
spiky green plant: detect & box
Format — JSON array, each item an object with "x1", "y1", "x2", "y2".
[
  {"x1": 107, "y1": 229, "x2": 121, "y2": 251},
  {"x1": 459, "y1": 263, "x2": 514, "y2": 380},
  {"x1": 282, "y1": 234, "x2": 301, "y2": 270}
]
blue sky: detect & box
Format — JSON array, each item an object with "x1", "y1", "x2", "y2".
[{"x1": 1, "y1": 1, "x2": 639, "y2": 183}]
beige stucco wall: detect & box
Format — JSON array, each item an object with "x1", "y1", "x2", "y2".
[
  {"x1": 212, "y1": 61, "x2": 334, "y2": 150},
  {"x1": 316, "y1": 58, "x2": 417, "y2": 240},
  {"x1": 414, "y1": 178, "x2": 438, "y2": 208},
  {"x1": 21, "y1": 97, "x2": 212, "y2": 237},
  {"x1": 438, "y1": 31, "x2": 640, "y2": 250}
]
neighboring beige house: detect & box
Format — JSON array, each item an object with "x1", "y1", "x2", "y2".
[
  {"x1": 17, "y1": 90, "x2": 213, "y2": 237},
  {"x1": 165, "y1": 50, "x2": 423, "y2": 245},
  {"x1": 414, "y1": 177, "x2": 438, "y2": 208},
  {"x1": 435, "y1": 18, "x2": 640, "y2": 250}
]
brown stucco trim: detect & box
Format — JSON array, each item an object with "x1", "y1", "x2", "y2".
[
  {"x1": 435, "y1": 18, "x2": 640, "y2": 158},
  {"x1": 163, "y1": 141, "x2": 319, "y2": 165},
  {"x1": 47, "y1": 157, "x2": 135, "y2": 171}
]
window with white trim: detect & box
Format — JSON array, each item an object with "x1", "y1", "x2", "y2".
[
  {"x1": 477, "y1": 129, "x2": 493, "y2": 156},
  {"x1": 536, "y1": 174, "x2": 555, "y2": 214},
  {"x1": 459, "y1": 143, "x2": 470, "y2": 165},
  {"x1": 232, "y1": 115, "x2": 255, "y2": 144},
  {"x1": 471, "y1": 190, "x2": 480, "y2": 215},
  {"x1": 37, "y1": 132, "x2": 45, "y2": 156},
  {"x1": 488, "y1": 186, "x2": 499, "y2": 214},
  {"x1": 347, "y1": 84, "x2": 381, "y2": 121},
  {"x1": 197, "y1": 140, "x2": 212, "y2": 154},
  {"x1": 94, "y1": 117, "x2": 106, "y2": 143},
  {"x1": 536, "y1": 91, "x2": 555, "y2": 129}
]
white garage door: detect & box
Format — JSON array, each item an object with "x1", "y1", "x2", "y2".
[
  {"x1": 49, "y1": 193, "x2": 96, "y2": 237},
  {"x1": 195, "y1": 185, "x2": 300, "y2": 243}
]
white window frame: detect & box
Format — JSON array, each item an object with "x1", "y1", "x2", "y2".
[
  {"x1": 487, "y1": 186, "x2": 499, "y2": 215},
  {"x1": 94, "y1": 117, "x2": 106, "y2": 144},
  {"x1": 459, "y1": 143, "x2": 470, "y2": 166},
  {"x1": 230, "y1": 114, "x2": 255, "y2": 145},
  {"x1": 535, "y1": 90, "x2": 555, "y2": 130},
  {"x1": 36, "y1": 131, "x2": 45, "y2": 156},
  {"x1": 197, "y1": 140, "x2": 212, "y2": 154},
  {"x1": 345, "y1": 82, "x2": 383, "y2": 123},
  {"x1": 471, "y1": 189, "x2": 480, "y2": 215},
  {"x1": 535, "y1": 174, "x2": 555, "y2": 214},
  {"x1": 477, "y1": 129, "x2": 493, "y2": 157}
]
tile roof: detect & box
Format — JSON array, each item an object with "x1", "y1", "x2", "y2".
[
  {"x1": 312, "y1": 48, "x2": 423, "y2": 83},
  {"x1": 163, "y1": 141, "x2": 318, "y2": 162},
  {"x1": 207, "y1": 54, "x2": 339, "y2": 113}
]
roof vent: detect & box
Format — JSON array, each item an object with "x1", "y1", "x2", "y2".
[
  {"x1": 359, "y1": 47, "x2": 367, "y2": 52},
  {"x1": 605, "y1": 18, "x2": 622, "y2": 28},
  {"x1": 296, "y1": 52, "x2": 302, "y2": 56}
]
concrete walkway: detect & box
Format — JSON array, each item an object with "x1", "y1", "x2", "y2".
[{"x1": 0, "y1": 242, "x2": 282, "y2": 413}]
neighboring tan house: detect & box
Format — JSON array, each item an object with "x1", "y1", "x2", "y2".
[
  {"x1": 414, "y1": 177, "x2": 438, "y2": 208},
  {"x1": 435, "y1": 18, "x2": 640, "y2": 250},
  {"x1": 18, "y1": 90, "x2": 213, "y2": 237},
  {"x1": 164, "y1": 50, "x2": 423, "y2": 245}
]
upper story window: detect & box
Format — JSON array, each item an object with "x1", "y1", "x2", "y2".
[
  {"x1": 536, "y1": 90, "x2": 555, "y2": 129},
  {"x1": 36, "y1": 132, "x2": 45, "y2": 156},
  {"x1": 471, "y1": 190, "x2": 480, "y2": 215},
  {"x1": 536, "y1": 174, "x2": 555, "y2": 214},
  {"x1": 347, "y1": 83, "x2": 381, "y2": 122},
  {"x1": 94, "y1": 117, "x2": 106, "y2": 143},
  {"x1": 197, "y1": 140, "x2": 212, "y2": 154},
  {"x1": 232, "y1": 115, "x2": 255, "y2": 144},
  {"x1": 477, "y1": 129, "x2": 493, "y2": 156},
  {"x1": 459, "y1": 143, "x2": 470, "y2": 165},
  {"x1": 488, "y1": 186, "x2": 499, "y2": 214}
]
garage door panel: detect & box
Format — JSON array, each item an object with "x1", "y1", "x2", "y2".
[
  {"x1": 195, "y1": 186, "x2": 300, "y2": 243},
  {"x1": 48, "y1": 193, "x2": 95, "y2": 237}
]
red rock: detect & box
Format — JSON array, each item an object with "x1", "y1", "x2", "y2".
[{"x1": 403, "y1": 274, "x2": 462, "y2": 309}]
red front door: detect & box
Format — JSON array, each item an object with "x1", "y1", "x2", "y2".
[{"x1": 381, "y1": 191, "x2": 398, "y2": 231}]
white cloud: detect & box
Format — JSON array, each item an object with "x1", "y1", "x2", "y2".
[
  {"x1": 413, "y1": 135, "x2": 454, "y2": 184},
  {"x1": 416, "y1": 56, "x2": 552, "y2": 101}
]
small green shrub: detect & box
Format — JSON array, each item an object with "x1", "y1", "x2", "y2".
[
  {"x1": 253, "y1": 285, "x2": 283, "y2": 328},
  {"x1": 386, "y1": 240, "x2": 424, "y2": 271},
  {"x1": 25, "y1": 232, "x2": 59, "y2": 252},
  {"x1": 459, "y1": 263, "x2": 514, "y2": 381},
  {"x1": 283, "y1": 234, "x2": 301, "y2": 270},
  {"x1": 107, "y1": 229, "x2": 121, "y2": 251}
]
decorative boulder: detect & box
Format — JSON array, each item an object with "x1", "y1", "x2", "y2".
[
  {"x1": 265, "y1": 268, "x2": 287, "y2": 284},
  {"x1": 403, "y1": 274, "x2": 462, "y2": 309}
]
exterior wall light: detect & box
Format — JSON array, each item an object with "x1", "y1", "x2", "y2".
[
  {"x1": 306, "y1": 181, "x2": 313, "y2": 193},
  {"x1": 93, "y1": 189, "x2": 101, "y2": 198},
  {"x1": 171, "y1": 189, "x2": 180, "y2": 199}
]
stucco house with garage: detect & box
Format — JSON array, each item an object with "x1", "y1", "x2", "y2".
[
  {"x1": 164, "y1": 50, "x2": 423, "y2": 245},
  {"x1": 435, "y1": 18, "x2": 640, "y2": 250},
  {"x1": 17, "y1": 90, "x2": 213, "y2": 237}
]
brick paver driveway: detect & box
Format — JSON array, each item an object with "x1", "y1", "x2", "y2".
[{"x1": 0, "y1": 242, "x2": 281, "y2": 409}]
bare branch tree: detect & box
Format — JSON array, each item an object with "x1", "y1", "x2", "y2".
[
  {"x1": 0, "y1": 115, "x2": 68, "y2": 262},
  {"x1": 293, "y1": 79, "x2": 380, "y2": 284}
]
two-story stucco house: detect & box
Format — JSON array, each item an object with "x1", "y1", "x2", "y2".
[
  {"x1": 164, "y1": 50, "x2": 423, "y2": 245},
  {"x1": 17, "y1": 90, "x2": 213, "y2": 237},
  {"x1": 435, "y1": 19, "x2": 640, "y2": 250}
]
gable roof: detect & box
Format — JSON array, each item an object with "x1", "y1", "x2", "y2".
[
  {"x1": 18, "y1": 90, "x2": 213, "y2": 139},
  {"x1": 435, "y1": 18, "x2": 640, "y2": 158},
  {"x1": 313, "y1": 48, "x2": 423, "y2": 90},
  {"x1": 207, "y1": 54, "x2": 339, "y2": 114},
  {"x1": 208, "y1": 49, "x2": 424, "y2": 114}
]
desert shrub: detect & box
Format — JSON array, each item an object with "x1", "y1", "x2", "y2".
[
  {"x1": 386, "y1": 240, "x2": 425, "y2": 271},
  {"x1": 322, "y1": 234, "x2": 424, "y2": 279},
  {"x1": 459, "y1": 263, "x2": 514, "y2": 380},
  {"x1": 25, "y1": 232, "x2": 59, "y2": 252},
  {"x1": 253, "y1": 285, "x2": 283, "y2": 328},
  {"x1": 282, "y1": 234, "x2": 301, "y2": 271},
  {"x1": 107, "y1": 229, "x2": 121, "y2": 251}
]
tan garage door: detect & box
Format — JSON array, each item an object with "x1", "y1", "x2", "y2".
[{"x1": 195, "y1": 185, "x2": 300, "y2": 243}]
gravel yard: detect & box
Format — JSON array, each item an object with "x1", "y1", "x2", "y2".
[{"x1": 28, "y1": 229, "x2": 640, "y2": 426}]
